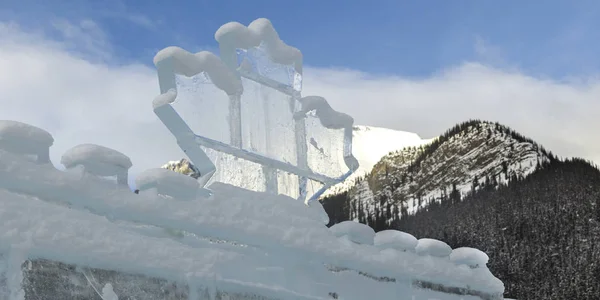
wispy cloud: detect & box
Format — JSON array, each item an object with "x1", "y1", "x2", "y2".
[
  {"x1": 96, "y1": 0, "x2": 159, "y2": 30},
  {"x1": 303, "y1": 63, "x2": 600, "y2": 165},
  {"x1": 50, "y1": 19, "x2": 112, "y2": 60},
  {"x1": 124, "y1": 13, "x2": 157, "y2": 29},
  {"x1": 1, "y1": 20, "x2": 599, "y2": 189}
]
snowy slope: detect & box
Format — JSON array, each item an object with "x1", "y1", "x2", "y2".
[
  {"x1": 319, "y1": 125, "x2": 434, "y2": 197},
  {"x1": 344, "y1": 120, "x2": 553, "y2": 221},
  {"x1": 351, "y1": 125, "x2": 434, "y2": 173},
  {"x1": 0, "y1": 120, "x2": 505, "y2": 300}
]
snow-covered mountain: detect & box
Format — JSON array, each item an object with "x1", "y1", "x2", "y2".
[{"x1": 338, "y1": 120, "x2": 555, "y2": 221}]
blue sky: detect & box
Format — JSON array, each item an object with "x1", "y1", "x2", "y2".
[
  {"x1": 2, "y1": 0, "x2": 599, "y2": 78},
  {"x1": 1, "y1": 0, "x2": 600, "y2": 175}
]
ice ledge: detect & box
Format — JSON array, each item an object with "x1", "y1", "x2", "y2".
[
  {"x1": 153, "y1": 47, "x2": 243, "y2": 95},
  {"x1": 215, "y1": 18, "x2": 303, "y2": 73}
]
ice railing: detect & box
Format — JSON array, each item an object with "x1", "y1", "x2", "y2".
[
  {"x1": 152, "y1": 18, "x2": 358, "y2": 203},
  {"x1": 0, "y1": 120, "x2": 504, "y2": 300}
]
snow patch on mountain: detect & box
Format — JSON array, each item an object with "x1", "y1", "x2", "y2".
[
  {"x1": 346, "y1": 121, "x2": 553, "y2": 221},
  {"x1": 352, "y1": 126, "x2": 434, "y2": 174},
  {"x1": 322, "y1": 125, "x2": 434, "y2": 197}
]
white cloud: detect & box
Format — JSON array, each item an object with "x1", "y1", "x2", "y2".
[
  {"x1": 1, "y1": 21, "x2": 599, "y2": 190},
  {"x1": 0, "y1": 22, "x2": 181, "y2": 186},
  {"x1": 303, "y1": 65, "x2": 600, "y2": 165}
]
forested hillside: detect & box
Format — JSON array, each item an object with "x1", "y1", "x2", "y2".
[
  {"x1": 398, "y1": 158, "x2": 600, "y2": 299},
  {"x1": 325, "y1": 158, "x2": 600, "y2": 299},
  {"x1": 322, "y1": 119, "x2": 600, "y2": 299}
]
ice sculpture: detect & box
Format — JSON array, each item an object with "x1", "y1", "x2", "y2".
[
  {"x1": 152, "y1": 18, "x2": 358, "y2": 203},
  {"x1": 0, "y1": 142, "x2": 505, "y2": 299},
  {"x1": 61, "y1": 144, "x2": 133, "y2": 187},
  {"x1": 0, "y1": 120, "x2": 53, "y2": 164},
  {"x1": 0, "y1": 19, "x2": 506, "y2": 299}
]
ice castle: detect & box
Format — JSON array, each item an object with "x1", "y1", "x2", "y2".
[{"x1": 0, "y1": 18, "x2": 505, "y2": 300}]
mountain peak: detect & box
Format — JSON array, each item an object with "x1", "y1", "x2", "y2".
[{"x1": 332, "y1": 120, "x2": 557, "y2": 221}]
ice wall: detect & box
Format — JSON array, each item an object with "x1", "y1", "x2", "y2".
[{"x1": 0, "y1": 120, "x2": 505, "y2": 300}]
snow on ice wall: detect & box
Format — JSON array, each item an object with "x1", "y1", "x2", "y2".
[
  {"x1": 0, "y1": 120, "x2": 505, "y2": 299},
  {"x1": 153, "y1": 18, "x2": 358, "y2": 203}
]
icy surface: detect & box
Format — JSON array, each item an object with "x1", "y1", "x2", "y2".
[
  {"x1": 215, "y1": 18, "x2": 303, "y2": 72},
  {"x1": 101, "y1": 283, "x2": 118, "y2": 300},
  {"x1": 0, "y1": 15, "x2": 508, "y2": 299},
  {"x1": 329, "y1": 221, "x2": 375, "y2": 245},
  {"x1": 153, "y1": 47, "x2": 242, "y2": 95},
  {"x1": 296, "y1": 96, "x2": 353, "y2": 129},
  {"x1": 0, "y1": 120, "x2": 54, "y2": 164},
  {"x1": 450, "y1": 247, "x2": 490, "y2": 268},
  {"x1": 416, "y1": 238, "x2": 453, "y2": 257},
  {"x1": 152, "y1": 88, "x2": 177, "y2": 109},
  {"x1": 0, "y1": 120, "x2": 54, "y2": 148},
  {"x1": 236, "y1": 42, "x2": 302, "y2": 92},
  {"x1": 238, "y1": 78, "x2": 297, "y2": 165},
  {"x1": 152, "y1": 17, "x2": 361, "y2": 203},
  {"x1": 135, "y1": 168, "x2": 200, "y2": 200},
  {"x1": 162, "y1": 52, "x2": 355, "y2": 201},
  {"x1": 305, "y1": 116, "x2": 348, "y2": 179},
  {"x1": 306, "y1": 200, "x2": 330, "y2": 225},
  {"x1": 61, "y1": 144, "x2": 132, "y2": 176},
  {"x1": 374, "y1": 230, "x2": 418, "y2": 252},
  {"x1": 0, "y1": 144, "x2": 504, "y2": 299},
  {"x1": 0, "y1": 187, "x2": 240, "y2": 281},
  {"x1": 173, "y1": 72, "x2": 231, "y2": 144}
]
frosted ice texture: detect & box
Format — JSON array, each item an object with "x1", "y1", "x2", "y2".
[
  {"x1": 374, "y1": 230, "x2": 418, "y2": 252},
  {"x1": 236, "y1": 42, "x2": 302, "y2": 93},
  {"x1": 0, "y1": 120, "x2": 53, "y2": 164},
  {"x1": 0, "y1": 133, "x2": 505, "y2": 299},
  {"x1": 450, "y1": 247, "x2": 490, "y2": 268},
  {"x1": 329, "y1": 221, "x2": 376, "y2": 245},
  {"x1": 239, "y1": 78, "x2": 297, "y2": 164},
  {"x1": 61, "y1": 144, "x2": 133, "y2": 176},
  {"x1": 152, "y1": 18, "x2": 358, "y2": 202},
  {"x1": 170, "y1": 63, "x2": 350, "y2": 199},
  {"x1": 305, "y1": 115, "x2": 348, "y2": 179},
  {"x1": 416, "y1": 238, "x2": 453, "y2": 258},
  {"x1": 174, "y1": 73, "x2": 230, "y2": 143},
  {"x1": 135, "y1": 168, "x2": 200, "y2": 200},
  {"x1": 202, "y1": 148, "x2": 267, "y2": 193}
]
